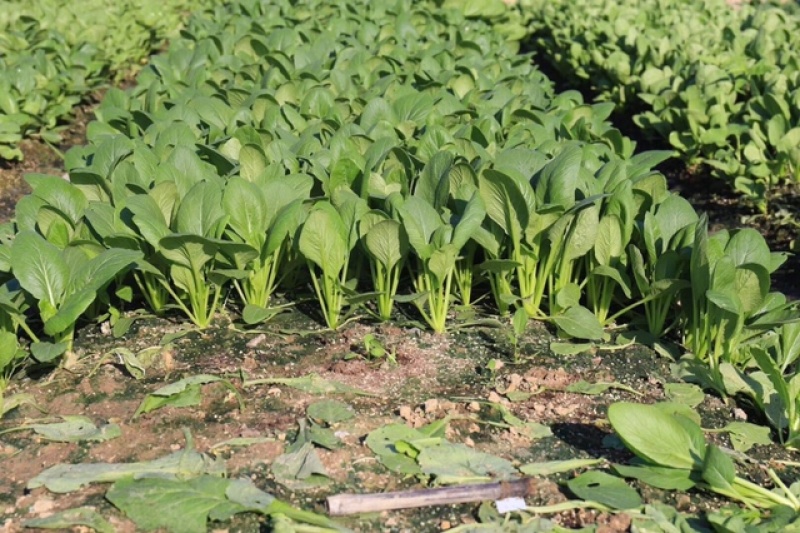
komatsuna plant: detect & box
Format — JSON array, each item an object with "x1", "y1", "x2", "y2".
[
  {"x1": 397, "y1": 192, "x2": 486, "y2": 333},
  {"x1": 9, "y1": 231, "x2": 141, "y2": 361}
]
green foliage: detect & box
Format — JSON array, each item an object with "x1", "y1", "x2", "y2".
[
  {"x1": 527, "y1": 0, "x2": 800, "y2": 209},
  {"x1": 0, "y1": 0, "x2": 209, "y2": 160}
]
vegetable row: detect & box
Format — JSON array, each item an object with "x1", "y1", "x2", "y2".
[
  {"x1": 525, "y1": 0, "x2": 800, "y2": 210},
  {"x1": 0, "y1": 0, "x2": 208, "y2": 160},
  {"x1": 0, "y1": 0, "x2": 799, "y2": 452}
]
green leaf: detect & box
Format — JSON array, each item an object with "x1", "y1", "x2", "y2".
[
  {"x1": 612, "y1": 463, "x2": 696, "y2": 491},
  {"x1": 134, "y1": 375, "x2": 242, "y2": 418},
  {"x1": 22, "y1": 507, "x2": 114, "y2": 533},
  {"x1": 365, "y1": 219, "x2": 407, "y2": 269},
  {"x1": 10, "y1": 231, "x2": 68, "y2": 306},
  {"x1": 417, "y1": 443, "x2": 518, "y2": 484},
  {"x1": 519, "y1": 458, "x2": 604, "y2": 476},
  {"x1": 550, "y1": 342, "x2": 594, "y2": 355},
  {"x1": 720, "y1": 422, "x2": 772, "y2": 453},
  {"x1": 567, "y1": 471, "x2": 642, "y2": 509},
  {"x1": 701, "y1": 445, "x2": 736, "y2": 492},
  {"x1": 27, "y1": 416, "x2": 121, "y2": 443},
  {"x1": 298, "y1": 202, "x2": 348, "y2": 276},
  {"x1": 567, "y1": 380, "x2": 640, "y2": 396},
  {"x1": 306, "y1": 400, "x2": 354, "y2": 425},
  {"x1": 608, "y1": 402, "x2": 707, "y2": 471},
  {"x1": 30, "y1": 342, "x2": 69, "y2": 363},
  {"x1": 664, "y1": 383, "x2": 705, "y2": 408},
  {"x1": 365, "y1": 424, "x2": 426, "y2": 475},
  {"x1": 551, "y1": 306, "x2": 605, "y2": 340},
  {"x1": 106, "y1": 476, "x2": 242, "y2": 533}
]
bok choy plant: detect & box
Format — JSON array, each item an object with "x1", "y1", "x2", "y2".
[
  {"x1": 398, "y1": 192, "x2": 485, "y2": 333},
  {"x1": 298, "y1": 200, "x2": 356, "y2": 330},
  {"x1": 360, "y1": 212, "x2": 409, "y2": 321},
  {"x1": 9, "y1": 231, "x2": 141, "y2": 361},
  {"x1": 609, "y1": 402, "x2": 800, "y2": 514}
]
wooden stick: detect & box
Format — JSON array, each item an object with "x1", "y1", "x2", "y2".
[{"x1": 327, "y1": 477, "x2": 540, "y2": 516}]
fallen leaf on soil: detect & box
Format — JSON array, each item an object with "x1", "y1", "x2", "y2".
[
  {"x1": 718, "y1": 421, "x2": 772, "y2": 453},
  {"x1": 417, "y1": 443, "x2": 518, "y2": 485},
  {"x1": 210, "y1": 437, "x2": 273, "y2": 450},
  {"x1": 22, "y1": 506, "x2": 114, "y2": 533},
  {"x1": 271, "y1": 442, "x2": 331, "y2": 489},
  {"x1": 307, "y1": 399, "x2": 355, "y2": 425},
  {"x1": 106, "y1": 476, "x2": 246, "y2": 533},
  {"x1": 566, "y1": 380, "x2": 640, "y2": 396},
  {"x1": 27, "y1": 443, "x2": 225, "y2": 493},
  {"x1": 0, "y1": 392, "x2": 41, "y2": 417},
  {"x1": 519, "y1": 458, "x2": 605, "y2": 476},
  {"x1": 664, "y1": 382, "x2": 705, "y2": 408},
  {"x1": 25, "y1": 415, "x2": 121, "y2": 443},
  {"x1": 243, "y1": 373, "x2": 374, "y2": 396},
  {"x1": 133, "y1": 374, "x2": 243, "y2": 418}
]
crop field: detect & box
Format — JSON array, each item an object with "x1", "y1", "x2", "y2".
[{"x1": 1, "y1": 0, "x2": 800, "y2": 531}]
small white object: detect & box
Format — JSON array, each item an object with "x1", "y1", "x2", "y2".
[{"x1": 495, "y1": 497, "x2": 527, "y2": 514}]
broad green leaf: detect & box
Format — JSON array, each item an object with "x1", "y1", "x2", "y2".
[
  {"x1": 701, "y1": 445, "x2": 736, "y2": 492},
  {"x1": 535, "y1": 144, "x2": 581, "y2": 210},
  {"x1": 415, "y1": 151, "x2": 453, "y2": 209},
  {"x1": 239, "y1": 144, "x2": 267, "y2": 182},
  {"x1": 365, "y1": 219, "x2": 407, "y2": 269},
  {"x1": 567, "y1": 471, "x2": 642, "y2": 509},
  {"x1": 175, "y1": 181, "x2": 226, "y2": 238},
  {"x1": 664, "y1": 383, "x2": 705, "y2": 408},
  {"x1": 608, "y1": 402, "x2": 707, "y2": 471},
  {"x1": 450, "y1": 192, "x2": 486, "y2": 250},
  {"x1": 223, "y1": 177, "x2": 268, "y2": 246},
  {"x1": 612, "y1": 463, "x2": 696, "y2": 491},
  {"x1": 551, "y1": 306, "x2": 605, "y2": 340},
  {"x1": 479, "y1": 169, "x2": 531, "y2": 242},
  {"x1": 720, "y1": 422, "x2": 772, "y2": 453},
  {"x1": 106, "y1": 476, "x2": 243, "y2": 533},
  {"x1": 30, "y1": 342, "x2": 69, "y2": 363},
  {"x1": 134, "y1": 375, "x2": 242, "y2": 418},
  {"x1": 365, "y1": 424, "x2": 426, "y2": 475},
  {"x1": 399, "y1": 196, "x2": 442, "y2": 259},
  {"x1": 298, "y1": 202, "x2": 348, "y2": 276},
  {"x1": 550, "y1": 342, "x2": 594, "y2": 355},
  {"x1": 565, "y1": 203, "x2": 600, "y2": 261},
  {"x1": 10, "y1": 231, "x2": 68, "y2": 306}
]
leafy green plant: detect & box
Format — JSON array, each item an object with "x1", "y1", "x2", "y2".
[
  {"x1": 360, "y1": 213, "x2": 408, "y2": 321},
  {"x1": 682, "y1": 217, "x2": 790, "y2": 390},
  {"x1": 609, "y1": 402, "x2": 800, "y2": 513},
  {"x1": 398, "y1": 192, "x2": 486, "y2": 333},
  {"x1": 298, "y1": 201, "x2": 357, "y2": 330},
  {"x1": 9, "y1": 231, "x2": 141, "y2": 360}
]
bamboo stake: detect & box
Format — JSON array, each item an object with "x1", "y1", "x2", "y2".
[{"x1": 327, "y1": 477, "x2": 541, "y2": 516}]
